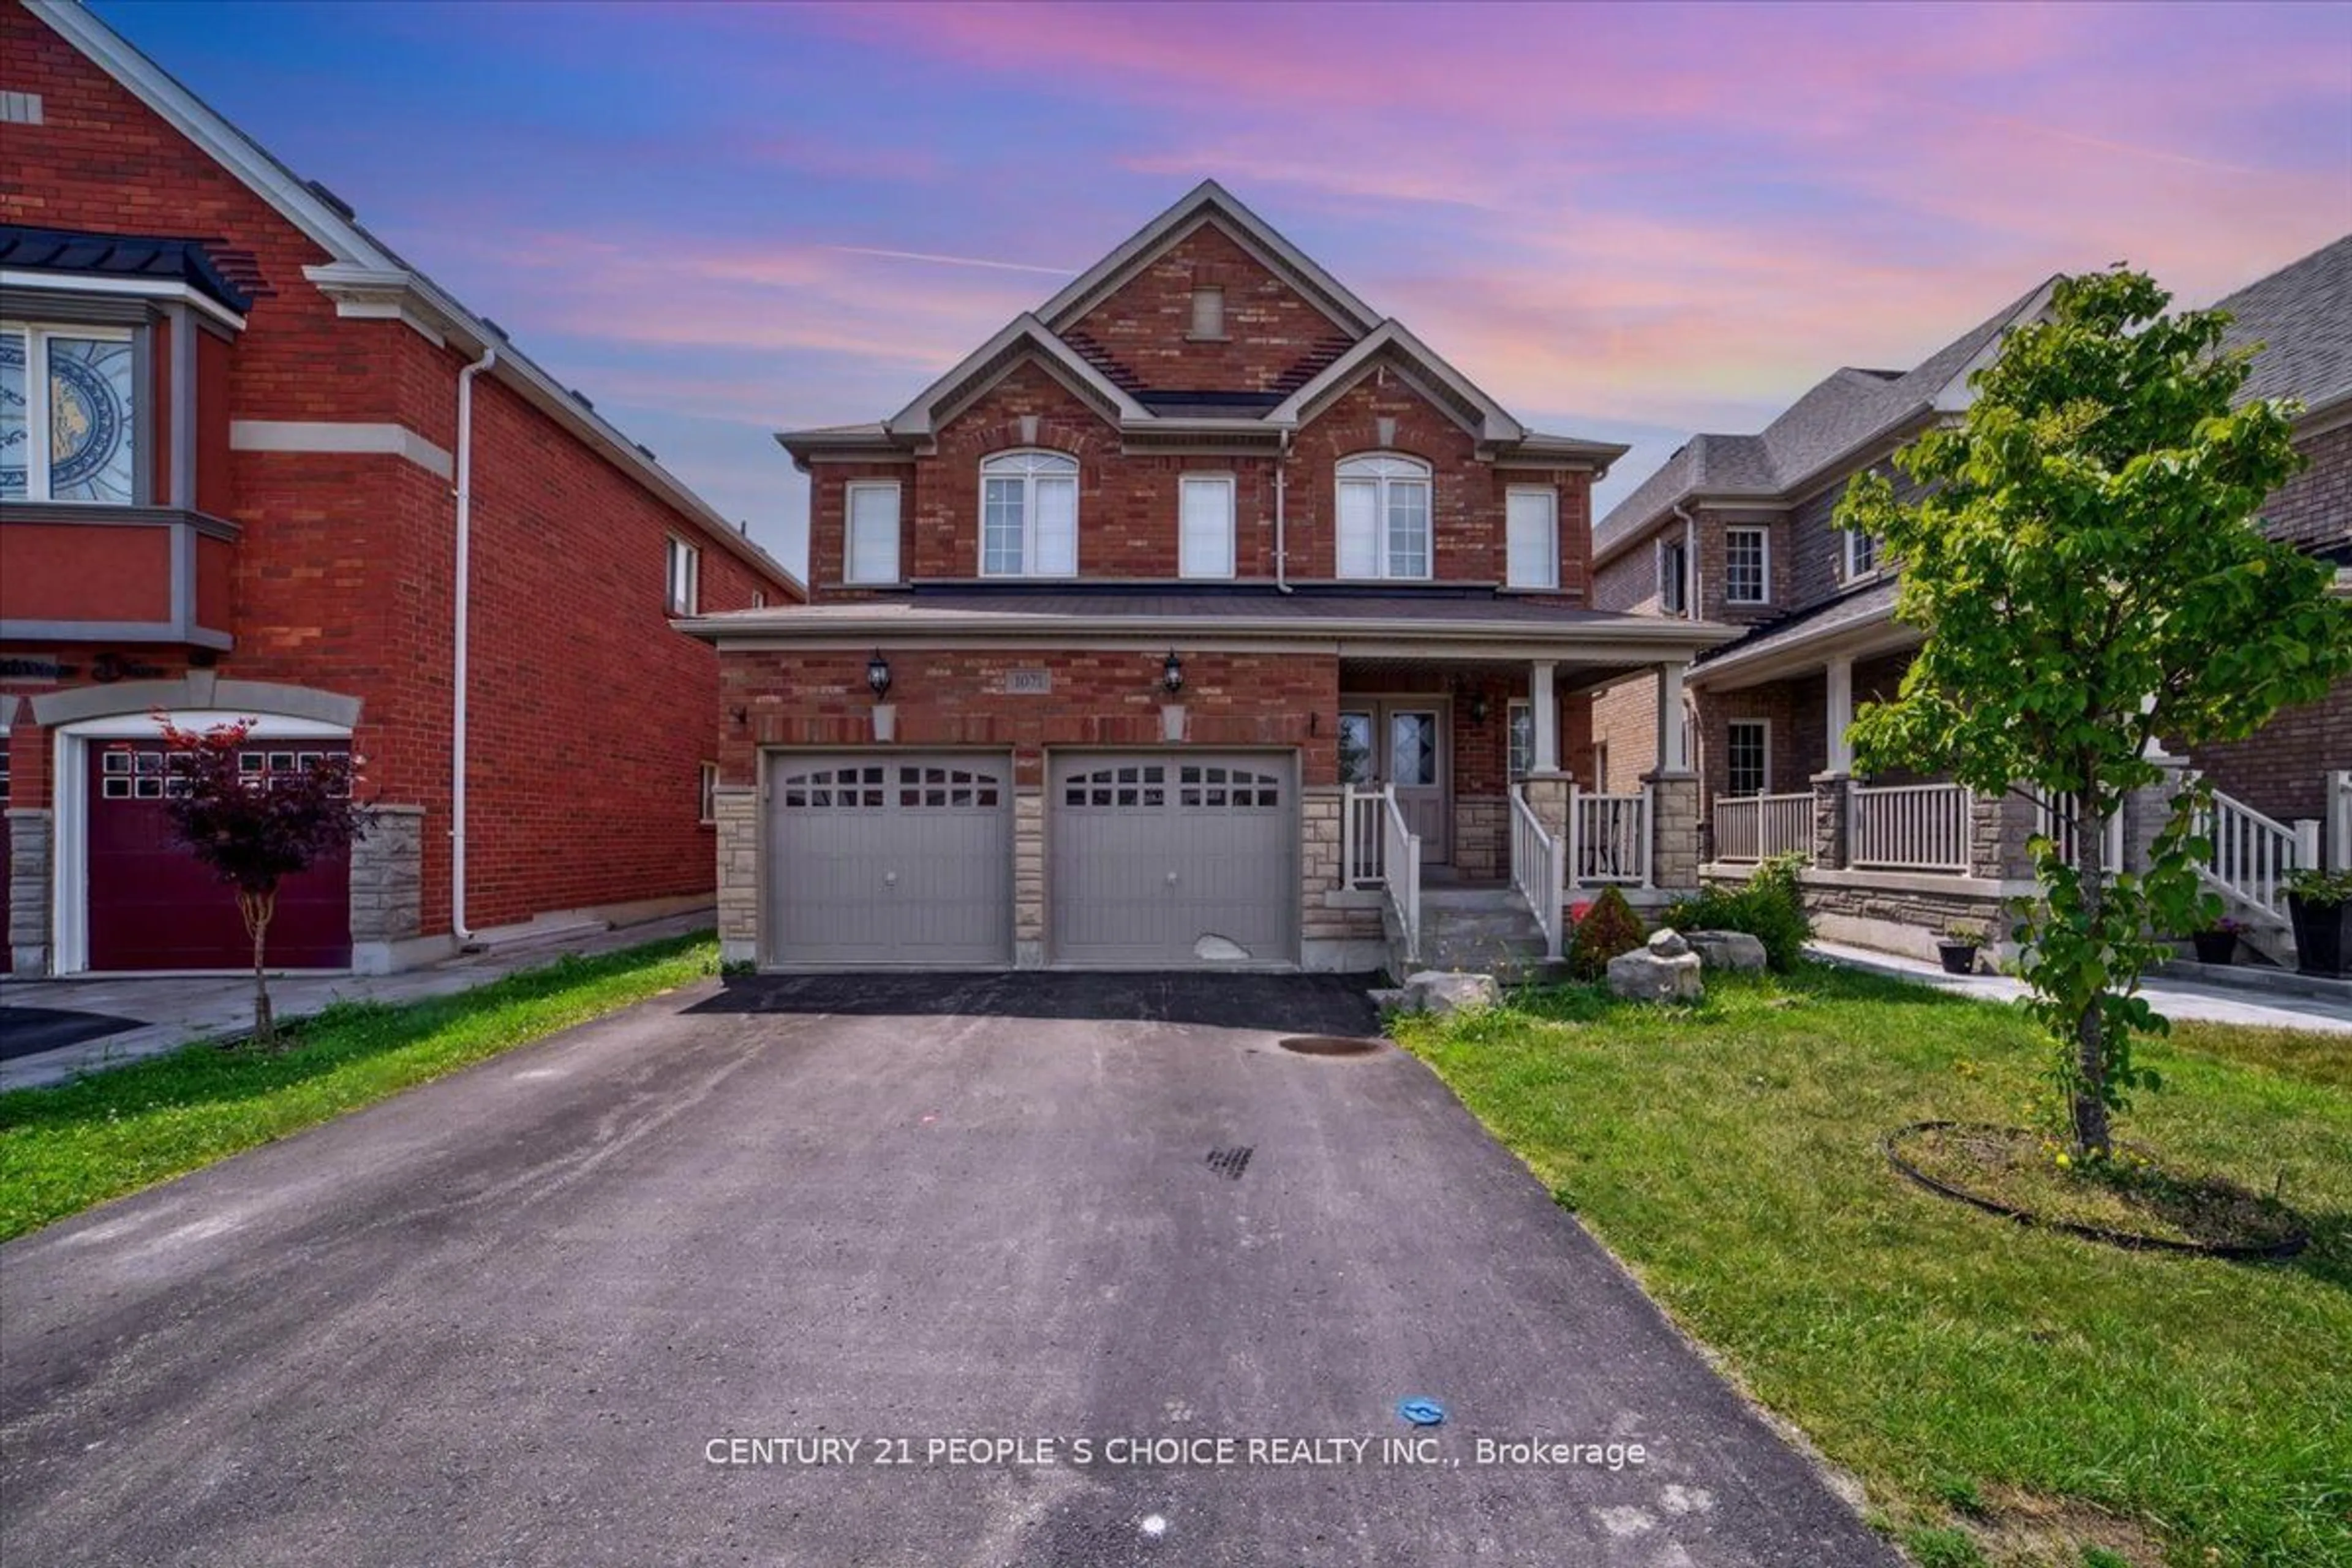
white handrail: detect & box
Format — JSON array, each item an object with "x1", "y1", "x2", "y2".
[
  {"x1": 1574, "y1": 790, "x2": 1649, "y2": 885},
  {"x1": 1850, "y1": 782, "x2": 1971, "y2": 872},
  {"x1": 1714, "y1": 791, "x2": 1812, "y2": 863},
  {"x1": 1341, "y1": 783, "x2": 1386, "y2": 886},
  {"x1": 1509, "y1": 786, "x2": 1565, "y2": 959},
  {"x1": 1378, "y1": 784, "x2": 1422, "y2": 964},
  {"x1": 2199, "y1": 788, "x2": 2309, "y2": 919}
]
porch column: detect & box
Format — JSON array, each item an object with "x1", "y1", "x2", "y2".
[
  {"x1": 1529, "y1": 660, "x2": 1559, "y2": 774},
  {"x1": 713, "y1": 785, "x2": 760, "y2": 968},
  {"x1": 1825, "y1": 655, "x2": 1854, "y2": 775},
  {"x1": 6, "y1": 807, "x2": 52, "y2": 977},
  {"x1": 1644, "y1": 660, "x2": 1699, "y2": 891},
  {"x1": 1655, "y1": 660, "x2": 1688, "y2": 774}
]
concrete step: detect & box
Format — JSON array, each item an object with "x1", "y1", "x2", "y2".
[{"x1": 1419, "y1": 887, "x2": 1530, "y2": 912}]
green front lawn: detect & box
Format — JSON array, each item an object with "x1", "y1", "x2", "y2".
[
  {"x1": 0, "y1": 934, "x2": 718, "y2": 1242},
  {"x1": 1392, "y1": 967, "x2": 2351, "y2": 1568}
]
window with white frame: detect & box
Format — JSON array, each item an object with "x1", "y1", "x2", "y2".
[
  {"x1": 1726, "y1": 718, "x2": 1769, "y2": 797},
  {"x1": 752, "y1": 590, "x2": 767, "y2": 609},
  {"x1": 1658, "y1": 535, "x2": 1691, "y2": 615},
  {"x1": 1845, "y1": 527, "x2": 1879, "y2": 579},
  {"x1": 845, "y1": 480, "x2": 902, "y2": 585},
  {"x1": 1505, "y1": 488, "x2": 1558, "y2": 589},
  {"x1": 1507, "y1": 699, "x2": 1533, "y2": 779},
  {"x1": 1724, "y1": 526, "x2": 1768, "y2": 604},
  {"x1": 1189, "y1": 287, "x2": 1225, "y2": 340},
  {"x1": 698, "y1": 761, "x2": 719, "y2": 825},
  {"x1": 1335, "y1": 453, "x2": 1432, "y2": 580},
  {"x1": 2, "y1": 322, "x2": 138, "y2": 503},
  {"x1": 979, "y1": 450, "x2": 1078, "y2": 577},
  {"x1": 665, "y1": 536, "x2": 700, "y2": 615},
  {"x1": 1178, "y1": 473, "x2": 1235, "y2": 579}
]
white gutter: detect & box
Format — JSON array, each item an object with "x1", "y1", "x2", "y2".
[
  {"x1": 450, "y1": 347, "x2": 496, "y2": 944},
  {"x1": 1274, "y1": 429, "x2": 1294, "y2": 594},
  {"x1": 1672, "y1": 503, "x2": 1701, "y2": 617}
]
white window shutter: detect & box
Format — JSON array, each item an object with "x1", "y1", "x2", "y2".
[
  {"x1": 1506, "y1": 491, "x2": 1556, "y2": 589},
  {"x1": 1180, "y1": 477, "x2": 1234, "y2": 578},
  {"x1": 1336, "y1": 478, "x2": 1378, "y2": 578},
  {"x1": 846, "y1": 484, "x2": 900, "y2": 584},
  {"x1": 1033, "y1": 475, "x2": 1077, "y2": 575}
]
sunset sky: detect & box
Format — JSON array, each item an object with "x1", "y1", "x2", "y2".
[{"x1": 97, "y1": 0, "x2": 2352, "y2": 574}]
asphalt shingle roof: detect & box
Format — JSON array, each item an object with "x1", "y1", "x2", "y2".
[{"x1": 2214, "y1": 234, "x2": 2352, "y2": 416}]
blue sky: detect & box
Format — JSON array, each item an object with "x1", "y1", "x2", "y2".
[{"x1": 96, "y1": 1, "x2": 2352, "y2": 574}]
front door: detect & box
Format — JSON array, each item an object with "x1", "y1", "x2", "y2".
[{"x1": 1339, "y1": 702, "x2": 1452, "y2": 865}]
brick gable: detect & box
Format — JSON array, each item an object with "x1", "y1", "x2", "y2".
[{"x1": 1067, "y1": 221, "x2": 1352, "y2": 395}]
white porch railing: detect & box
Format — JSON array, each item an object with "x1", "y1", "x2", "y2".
[
  {"x1": 2031, "y1": 790, "x2": 2125, "y2": 873},
  {"x1": 2199, "y1": 788, "x2": 2314, "y2": 921},
  {"x1": 1379, "y1": 785, "x2": 1422, "y2": 964},
  {"x1": 1509, "y1": 786, "x2": 1566, "y2": 959},
  {"x1": 1572, "y1": 787, "x2": 1650, "y2": 886},
  {"x1": 1849, "y1": 782, "x2": 1971, "y2": 872},
  {"x1": 1713, "y1": 792, "x2": 1813, "y2": 864},
  {"x1": 1341, "y1": 783, "x2": 1386, "y2": 887}
]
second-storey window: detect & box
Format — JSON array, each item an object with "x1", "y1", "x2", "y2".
[
  {"x1": 2, "y1": 322, "x2": 138, "y2": 503},
  {"x1": 1845, "y1": 527, "x2": 1879, "y2": 580},
  {"x1": 665, "y1": 535, "x2": 699, "y2": 614},
  {"x1": 1724, "y1": 526, "x2": 1768, "y2": 604},
  {"x1": 1179, "y1": 473, "x2": 1235, "y2": 579},
  {"x1": 1659, "y1": 535, "x2": 1691, "y2": 615},
  {"x1": 980, "y1": 450, "x2": 1078, "y2": 577},
  {"x1": 1335, "y1": 453, "x2": 1432, "y2": 580},
  {"x1": 1505, "y1": 488, "x2": 1558, "y2": 589},
  {"x1": 845, "y1": 480, "x2": 902, "y2": 585}
]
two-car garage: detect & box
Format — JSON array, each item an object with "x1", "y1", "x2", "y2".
[{"x1": 762, "y1": 750, "x2": 1298, "y2": 970}]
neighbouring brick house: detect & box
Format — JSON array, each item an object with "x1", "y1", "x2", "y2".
[
  {"x1": 0, "y1": 0, "x2": 801, "y2": 977},
  {"x1": 687, "y1": 182, "x2": 1732, "y2": 974},
  {"x1": 1590, "y1": 238, "x2": 2351, "y2": 963}
]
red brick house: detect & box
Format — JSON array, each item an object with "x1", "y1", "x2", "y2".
[
  {"x1": 0, "y1": 0, "x2": 801, "y2": 978},
  {"x1": 1589, "y1": 237, "x2": 2350, "y2": 963},
  {"x1": 688, "y1": 183, "x2": 1731, "y2": 974}
]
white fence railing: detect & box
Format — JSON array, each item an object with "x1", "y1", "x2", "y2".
[
  {"x1": 1713, "y1": 792, "x2": 1813, "y2": 864},
  {"x1": 1341, "y1": 783, "x2": 1385, "y2": 888},
  {"x1": 1379, "y1": 785, "x2": 1422, "y2": 965},
  {"x1": 2030, "y1": 790, "x2": 2125, "y2": 873},
  {"x1": 1509, "y1": 786, "x2": 1566, "y2": 959},
  {"x1": 1849, "y1": 782, "x2": 1972, "y2": 872},
  {"x1": 2199, "y1": 788, "x2": 2314, "y2": 921},
  {"x1": 1573, "y1": 788, "x2": 1650, "y2": 886},
  {"x1": 2331, "y1": 769, "x2": 2351, "y2": 872}
]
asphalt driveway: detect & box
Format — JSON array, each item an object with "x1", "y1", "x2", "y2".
[{"x1": 1, "y1": 973, "x2": 1898, "y2": 1567}]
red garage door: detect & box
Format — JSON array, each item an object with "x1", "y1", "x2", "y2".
[{"x1": 86, "y1": 741, "x2": 353, "y2": 971}]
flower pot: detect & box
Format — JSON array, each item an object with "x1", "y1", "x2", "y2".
[
  {"x1": 2287, "y1": 894, "x2": 2351, "y2": 978},
  {"x1": 2190, "y1": 930, "x2": 2238, "y2": 966},
  {"x1": 1936, "y1": 941, "x2": 1979, "y2": 976}
]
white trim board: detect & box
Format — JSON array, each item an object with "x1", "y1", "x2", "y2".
[{"x1": 230, "y1": 420, "x2": 454, "y2": 480}]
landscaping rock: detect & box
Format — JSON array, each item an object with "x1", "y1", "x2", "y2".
[
  {"x1": 1684, "y1": 929, "x2": 1768, "y2": 972},
  {"x1": 1403, "y1": 970, "x2": 1501, "y2": 1016},
  {"x1": 1368, "y1": 987, "x2": 1413, "y2": 1014},
  {"x1": 1607, "y1": 941, "x2": 1705, "y2": 1003},
  {"x1": 1646, "y1": 929, "x2": 1692, "y2": 958}
]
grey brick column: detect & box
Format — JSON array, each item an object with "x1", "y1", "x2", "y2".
[
  {"x1": 2124, "y1": 757, "x2": 2195, "y2": 878},
  {"x1": 713, "y1": 785, "x2": 759, "y2": 967},
  {"x1": 1013, "y1": 785, "x2": 1046, "y2": 968},
  {"x1": 7, "y1": 808, "x2": 51, "y2": 977},
  {"x1": 1645, "y1": 771, "x2": 1701, "y2": 891},
  {"x1": 348, "y1": 805, "x2": 424, "y2": 975},
  {"x1": 1809, "y1": 772, "x2": 1849, "y2": 869},
  {"x1": 1970, "y1": 788, "x2": 2038, "y2": 881}
]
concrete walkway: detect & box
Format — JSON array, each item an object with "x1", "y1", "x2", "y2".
[
  {"x1": 0, "y1": 911, "x2": 714, "y2": 1090},
  {"x1": 1810, "y1": 940, "x2": 2352, "y2": 1035}
]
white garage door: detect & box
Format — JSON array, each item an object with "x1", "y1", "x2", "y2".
[
  {"x1": 1050, "y1": 752, "x2": 1297, "y2": 967},
  {"x1": 767, "y1": 753, "x2": 1012, "y2": 966}
]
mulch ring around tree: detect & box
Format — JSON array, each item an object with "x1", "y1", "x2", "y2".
[{"x1": 1883, "y1": 1121, "x2": 2310, "y2": 1260}]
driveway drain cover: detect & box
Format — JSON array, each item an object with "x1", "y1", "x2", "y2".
[
  {"x1": 1206, "y1": 1146, "x2": 1254, "y2": 1180},
  {"x1": 1277, "y1": 1035, "x2": 1385, "y2": 1058}
]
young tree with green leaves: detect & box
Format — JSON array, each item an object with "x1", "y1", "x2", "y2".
[{"x1": 1836, "y1": 267, "x2": 2352, "y2": 1160}]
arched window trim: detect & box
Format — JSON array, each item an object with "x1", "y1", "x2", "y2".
[
  {"x1": 978, "y1": 448, "x2": 1080, "y2": 578},
  {"x1": 1334, "y1": 450, "x2": 1434, "y2": 581}
]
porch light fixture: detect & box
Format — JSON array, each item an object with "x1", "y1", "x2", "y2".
[
  {"x1": 1161, "y1": 650, "x2": 1185, "y2": 695},
  {"x1": 1468, "y1": 692, "x2": 1490, "y2": 724},
  {"x1": 865, "y1": 649, "x2": 892, "y2": 700}
]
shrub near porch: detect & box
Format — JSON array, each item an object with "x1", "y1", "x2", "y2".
[{"x1": 1392, "y1": 968, "x2": 2351, "y2": 1568}]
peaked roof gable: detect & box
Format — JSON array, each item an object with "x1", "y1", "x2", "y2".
[
  {"x1": 24, "y1": 0, "x2": 801, "y2": 595},
  {"x1": 1035, "y1": 180, "x2": 1382, "y2": 339},
  {"x1": 886, "y1": 314, "x2": 1152, "y2": 436}
]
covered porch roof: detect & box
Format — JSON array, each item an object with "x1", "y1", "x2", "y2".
[{"x1": 679, "y1": 588, "x2": 1738, "y2": 666}]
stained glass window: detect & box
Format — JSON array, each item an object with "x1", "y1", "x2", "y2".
[{"x1": 1, "y1": 325, "x2": 136, "y2": 503}]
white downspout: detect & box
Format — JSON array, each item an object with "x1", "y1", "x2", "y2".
[
  {"x1": 1274, "y1": 428, "x2": 1293, "y2": 593},
  {"x1": 1672, "y1": 502, "x2": 1698, "y2": 617},
  {"x1": 451, "y1": 346, "x2": 496, "y2": 944}
]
